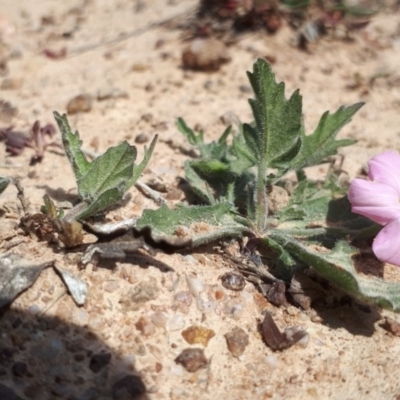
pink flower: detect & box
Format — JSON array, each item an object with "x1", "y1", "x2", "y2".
[{"x1": 348, "y1": 151, "x2": 400, "y2": 266}]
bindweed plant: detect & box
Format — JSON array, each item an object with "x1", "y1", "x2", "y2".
[{"x1": 136, "y1": 58, "x2": 400, "y2": 311}]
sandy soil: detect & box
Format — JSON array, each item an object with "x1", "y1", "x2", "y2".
[{"x1": 1, "y1": 1, "x2": 400, "y2": 399}]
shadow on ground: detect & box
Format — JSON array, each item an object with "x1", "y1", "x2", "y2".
[{"x1": 0, "y1": 306, "x2": 148, "y2": 400}]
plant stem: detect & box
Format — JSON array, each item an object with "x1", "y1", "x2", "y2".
[{"x1": 255, "y1": 159, "x2": 268, "y2": 233}]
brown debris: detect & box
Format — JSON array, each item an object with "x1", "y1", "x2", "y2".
[
  {"x1": 182, "y1": 38, "x2": 230, "y2": 72},
  {"x1": 380, "y1": 317, "x2": 400, "y2": 337},
  {"x1": 224, "y1": 327, "x2": 249, "y2": 357},
  {"x1": 175, "y1": 348, "x2": 208, "y2": 372},
  {"x1": 181, "y1": 326, "x2": 215, "y2": 347},
  {"x1": 261, "y1": 312, "x2": 307, "y2": 351},
  {"x1": 66, "y1": 93, "x2": 93, "y2": 114}
]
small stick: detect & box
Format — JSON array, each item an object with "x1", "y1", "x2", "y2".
[
  {"x1": 134, "y1": 180, "x2": 166, "y2": 205},
  {"x1": 14, "y1": 179, "x2": 30, "y2": 215}
]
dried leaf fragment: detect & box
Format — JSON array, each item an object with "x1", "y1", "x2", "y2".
[
  {"x1": 53, "y1": 264, "x2": 87, "y2": 306},
  {"x1": 0, "y1": 255, "x2": 53, "y2": 308},
  {"x1": 261, "y1": 312, "x2": 307, "y2": 351}
]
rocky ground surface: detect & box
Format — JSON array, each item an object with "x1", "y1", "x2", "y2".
[{"x1": 1, "y1": 1, "x2": 400, "y2": 399}]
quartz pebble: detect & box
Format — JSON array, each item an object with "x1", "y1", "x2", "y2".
[
  {"x1": 150, "y1": 311, "x2": 168, "y2": 328},
  {"x1": 181, "y1": 326, "x2": 215, "y2": 347},
  {"x1": 166, "y1": 314, "x2": 185, "y2": 331},
  {"x1": 186, "y1": 274, "x2": 205, "y2": 298},
  {"x1": 223, "y1": 298, "x2": 245, "y2": 320},
  {"x1": 224, "y1": 327, "x2": 249, "y2": 357},
  {"x1": 174, "y1": 348, "x2": 208, "y2": 372}
]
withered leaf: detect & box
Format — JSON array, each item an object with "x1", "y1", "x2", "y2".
[
  {"x1": 53, "y1": 264, "x2": 87, "y2": 306},
  {"x1": 56, "y1": 220, "x2": 84, "y2": 248},
  {"x1": 261, "y1": 312, "x2": 307, "y2": 351},
  {"x1": 0, "y1": 255, "x2": 53, "y2": 308}
]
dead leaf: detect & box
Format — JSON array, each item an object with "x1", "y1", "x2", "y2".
[
  {"x1": 0, "y1": 254, "x2": 53, "y2": 308},
  {"x1": 53, "y1": 264, "x2": 87, "y2": 306}
]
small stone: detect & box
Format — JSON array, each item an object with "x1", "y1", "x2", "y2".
[
  {"x1": 140, "y1": 113, "x2": 153, "y2": 123},
  {"x1": 182, "y1": 38, "x2": 230, "y2": 72},
  {"x1": 112, "y1": 375, "x2": 146, "y2": 400},
  {"x1": 135, "y1": 316, "x2": 156, "y2": 336},
  {"x1": 186, "y1": 274, "x2": 205, "y2": 298},
  {"x1": 221, "y1": 272, "x2": 245, "y2": 291},
  {"x1": 175, "y1": 348, "x2": 208, "y2": 373},
  {"x1": 166, "y1": 314, "x2": 185, "y2": 332},
  {"x1": 150, "y1": 311, "x2": 168, "y2": 328},
  {"x1": 181, "y1": 326, "x2": 215, "y2": 347},
  {"x1": 174, "y1": 291, "x2": 192, "y2": 306},
  {"x1": 89, "y1": 352, "x2": 112, "y2": 373},
  {"x1": 224, "y1": 327, "x2": 249, "y2": 357},
  {"x1": 135, "y1": 133, "x2": 149, "y2": 144},
  {"x1": 166, "y1": 188, "x2": 182, "y2": 201},
  {"x1": 223, "y1": 298, "x2": 245, "y2": 319},
  {"x1": 0, "y1": 100, "x2": 18, "y2": 122},
  {"x1": 67, "y1": 94, "x2": 93, "y2": 114}
]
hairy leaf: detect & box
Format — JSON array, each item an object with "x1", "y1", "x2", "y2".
[
  {"x1": 269, "y1": 233, "x2": 400, "y2": 311},
  {"x1": 289, "y1": 103, "x2": 363, "y2": 171},
  {"x1": 246, "y1": 59, "x2": 303, "y2": 167},
  {"x1": 54, "y1": 112, "x2": 91, "y2": 180},
  {"x1": 0, "y1": 176, "x2": 11, "y2": 195},
  {"x1": 136, "y1": 203, "x2": 234, "y2": 236}
]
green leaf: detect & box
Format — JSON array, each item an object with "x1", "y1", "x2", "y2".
[
  {"x1": 246, "y1": 59, "x2": 303, "y2": 167},
  {"x1": 128, "y1": 135, "x2": 157, "y2": 187},
  {"x1": 184, "y1": 161, "x2": 216, "y2": 205},
  {"x1": 54, "y1": 112, "x2": 156, "y2": 220},
  {"x1": 54, "y1": 112, "x2": 91, "y2": 181},
  {"x1": 269, "y1": 233, "x2": 400, "y2": 311},
  {"x1": 177, "y1": 117, "x2": 204, "y2": 147},
  {"x1": 136, "y1": 203, "x2": 233, "y2": 236},
  {"x1": 289, "y1": 103, "x2": 363, "y2": 171},
  {"x1": 0, "y1": 176, "x2": 11, "y2": 195}
]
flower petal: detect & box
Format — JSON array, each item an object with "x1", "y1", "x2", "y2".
[
  {"x1": 348, "y1": 178, "x2": 400, "y2": 225},
  {"x1": 368, "y1": 151, "x2": 400, "y2": 193},
  {"x1": 373, "y1": 218, "x2": 400, "y2": 267}
]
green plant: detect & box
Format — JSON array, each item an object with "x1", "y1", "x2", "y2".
[
  {"x1": 136, "y1": 58, "x2": 400, "y2": 311},
  {"x1": 53, "y1": 112, "x2": 157, "y2": 221}
]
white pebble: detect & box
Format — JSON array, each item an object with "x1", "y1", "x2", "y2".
[
  {"x1": 166, "y1": 314, "x2": 185, "y2": 331},
  {"x1": 186, "y1": 274, "x2": 205, "y2": 298}
]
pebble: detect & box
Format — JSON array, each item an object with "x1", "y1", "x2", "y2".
[
  {"x1": 186, "y1": 274, "x2": 205, "y2": 298},
  {"x1": 223, "y1": 298, "x2": 245, "y2": 320},
  {"x1": 28, "y1": 304, "x2": 40, "y2": 316},
  {"x1": 66, "y1": 94, "x2": 93, "y2": 114},
  {"x1": 221, "y1": 272, "x2": 246, "y2": 291},
  {"x1": 224, "y1": 327, "x2": 249, "y2": 357},
  {"x1": 174, "y1": 348, "x2": 208, "y2": 372},
  {"x1": 264, "y1": 355, "x2": 278, "y2": 371},
  {"x1": 150, "y1": 311, "x2": 168, "y2": 328},
  {"x1": 135, "y1": 316, "x2": 156, "y2": 336},
  {"x1": 112, "y1": 375, "x2": 146, "y2": 400},
  {"x1": 135, "y1": 133, "x2": 149, "y2": 144},
  {"x1": 166, "y1": 314, "x2": 185, "y2": 332},
  {"x1": 196, "y1": 296, "x2": 216, "y2": 313},
  {"x1": 89, "y1": 352, "x2": 112, "y2": 373},
  {"x1": 181, "y1": 326, "x2": 215, "y2": 347},
  {"x1": 182, "y1": 38, "x2": 230, "y2": 72},
  {"x1": 174, "y1": 291, "x2": 192, "y2": 306}
]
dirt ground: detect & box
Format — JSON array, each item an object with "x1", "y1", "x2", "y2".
[{"x1": 1, "y1": 1, "x2": 400, "y2": 399}]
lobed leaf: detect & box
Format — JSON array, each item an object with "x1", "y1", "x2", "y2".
[{"x1": 269, "y1": 233, "x2": 400, "y2": 311}]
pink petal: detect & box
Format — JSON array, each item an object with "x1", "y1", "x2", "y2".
[
  {"x1": 373, "y1": 218, "x2": 400, "y2": 266},
  {"x1": 368, "y1": 151, "x2": 400, "y2": 193},
  {"x1": 348, "y1": 178, "x2": 400, "y2": 225}
]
